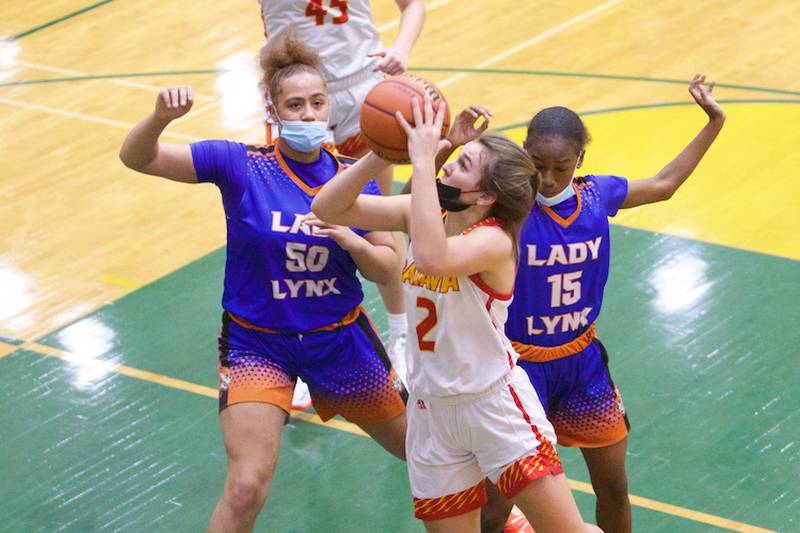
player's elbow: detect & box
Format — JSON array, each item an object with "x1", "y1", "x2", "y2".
[
  {"x1": 310, "y1": 196, "x2": 338, "y2": 222},
  {"x1": 650, "y1": 176, "x2": 677, "y2": 202},
  {"x1": 414, "y1": 254, "x2": 448, "y2": 277}
]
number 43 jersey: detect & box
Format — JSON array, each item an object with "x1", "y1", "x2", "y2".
[
  {"x1": 190, "y1": 140, "x2": 380, "y2": 333},
  {"x1": 506, "y1": 175, "x2": 629, "y2": 350},
  {"x1": 402, "y1": 219, "x2": 519, "y2": 397},
  {"x1": 260, "y1": 0, "x2": 382, "y2": 83}
]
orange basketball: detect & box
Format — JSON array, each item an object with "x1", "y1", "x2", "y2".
[{"x1": 360, "y1": 74, "x2": 451, "y2": 164}]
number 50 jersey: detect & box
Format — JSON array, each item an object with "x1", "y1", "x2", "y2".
[
  {"x1": 191, "y1": 140, "x2": 380, "y2": 333},
  {"x1": 506, "y1": 175, "x2": 628, "y2": 353}
]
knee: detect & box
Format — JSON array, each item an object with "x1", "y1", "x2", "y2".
[
  {"x1": 224, "y1": 471, "x2": 273, "y2": 513},
  {"x1": 594, "y1": 475, "x2": 629, "y2": 504}
]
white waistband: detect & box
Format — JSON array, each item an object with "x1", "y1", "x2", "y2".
[
  {"x1": 412, "y1": 369, "x2": 516, "y2": 406},
  {"x1": 326, "y1": 65, "x2": 383, "y2": 93}
]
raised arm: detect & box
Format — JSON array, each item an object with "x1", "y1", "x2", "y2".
[
  {"x1": 401, "y1": 104, "x2": 492, "y2": 194},
  {"x1": 368, "y1": 0, "x2": 426, "y2": 75},
  {"x1": 621, "y1": 74, "x2": 726, "y2": 209},
  {"x1": 119, "y1": 86, "x2": 198, "y2": 183},
  {"x1": 398, "y1": 96, "x2": 512, "y2": 277},
  {"x1": 311, "y1": 152, "x2": 410, "y2": 232}
]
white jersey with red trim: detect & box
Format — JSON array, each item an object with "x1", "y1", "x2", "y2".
[
  {"x1": 260, "y1": 0, "x2": 382, "y2": 83},
  {"x1": 402, "y1": 221, "x2": 519, "y2": 397}
]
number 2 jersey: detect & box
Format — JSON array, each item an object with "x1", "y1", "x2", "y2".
[
  {"x1": 190, "y1": 140, "x2": 380, "y2": 332},
  {"x1": 505, "y1": 176, "x2": 629, "y2": 358},
  {"x1": 402, "y1": 218, "x2": 519, "y2": 397},
  {"x1": 260, "y1": 0, "x2": 382, "y2": 83}
]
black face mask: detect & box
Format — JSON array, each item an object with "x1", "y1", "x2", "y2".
[{"x1": 436, "y1": 179, "x2": 482, "y2": 212}]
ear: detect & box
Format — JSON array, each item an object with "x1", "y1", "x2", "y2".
[
  {"x1": 476, "y1": 190, "x2": 497, "y2": 207},
  {"x1": 576, "y1": 150, "x2": 585, "y2": 169},
  {"x1": 266, "y1": 102, "x2": 280, "y2": 125}
]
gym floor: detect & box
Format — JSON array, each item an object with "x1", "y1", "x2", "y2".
[{"x1": 1, "y1": 1, "x2": 798, "y2": 531}]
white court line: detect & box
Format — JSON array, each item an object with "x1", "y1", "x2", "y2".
[
  {"x1": 15, "y1": 60, "x2": 216, "y2": 102},
  {"x1": 375, "y1": 0, "x2": 451, "y2": 32},
  {"x1": 438, "y1": 0, "x2": 627, "y2": 89},
  {"x1": 0, "y1": 96, "x2": 201, "y2": 141}
]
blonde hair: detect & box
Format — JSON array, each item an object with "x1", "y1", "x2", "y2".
[
  {"x1": 475, "y1": 133, "x2": 540, "y2": 254},
  {"x1": 259, "y1": 27, "x2": 326, "y2": 102}
]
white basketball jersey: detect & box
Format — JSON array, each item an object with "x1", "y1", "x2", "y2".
[
  {"x1": 402, "y1": 220, "x2": 520, "y2": 397},
  {"x1": 260, "y1": 0, "x2": 382, "y2": 82}
]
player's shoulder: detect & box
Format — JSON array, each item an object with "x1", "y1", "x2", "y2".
[
  {"x1": 332, "y1": 151, "x2": 359, "y2": 167},
  {"x1": 245, "y1": 143, "x2": 278, "y2": 158},
  {"x1": 577, "y1": 174, "x2": 626, "y2": 186}
]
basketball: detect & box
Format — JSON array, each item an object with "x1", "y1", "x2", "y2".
[{"x1": 360, "y1": 74, "x2": 451, "y2": 164}]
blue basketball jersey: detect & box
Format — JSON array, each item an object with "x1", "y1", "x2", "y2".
[
  {"x1": 191, "y1": 140, "x2": 381, "y2": 332},
  {"x1": 506, "y1": 175, "x2": 628, "y2": 347}
]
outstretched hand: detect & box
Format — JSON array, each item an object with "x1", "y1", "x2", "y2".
[
  {"x1": 155, "y1": 86, "x2": 194, "y2": 121},
  {"x1": 689, "y1": 74, "x2": 725, "y2": 122},
  {"x1": 447, "y1": 105, "x2": 492, "y2": 147},
  {"x1": 395, "y1": 94, "x2": 448, "y2": 164},
  {"x1": 368, "y1": 47, "x2": 408, "y2": 76}
]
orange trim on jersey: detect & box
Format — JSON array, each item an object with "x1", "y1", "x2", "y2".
[
  {"x1": 468, "y1": 273, "x2": 513, "y2": 301},
  {"x1": 462, "y1": 217, "x2": 514, "y2": 300},
  {"x1": 413, "y1": 480, "x2": 488, "y2": 521},
  {"x1": 272, "y1": 141, "x2": 343, "y2": 197},
  {"x1": 461, "y1": 216, "x2": 503, "y2": 234},
  {"x1": 540, "y1": 183, "x2": 582, "y2": 228},
  {"x1": 228, "y1": 306, "x2": 363, "y2": 334},
  {"x1": 513, "y1": 323, "x2": 597, "y2": 363}
]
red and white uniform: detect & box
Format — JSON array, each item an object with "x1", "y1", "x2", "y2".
[
  {"x1": 260, "y1": 0, "x2": 385, "y2": 146},
  {"x1": 401, "y1": 219, "x2": 563, "y2": 522}
]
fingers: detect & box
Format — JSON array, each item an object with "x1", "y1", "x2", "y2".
[
  {"x1": 395, "y1": 110, "x2": 413, "y2": 135},
  {"x1": 159, "y1": 86, "x2": 193, "y2": 111},
  {"x1": 423, "y1": 93, "x2": 435, "y2": 126},
  {"x1": 434, "y1": 101, "x2": 447, "y2": 131},
  {"x1": 367, "y1": 50, "x2": 386, "y2": 58},
  {"x1": 411, "y1": 96, "x2": 424, "y2": 127}
]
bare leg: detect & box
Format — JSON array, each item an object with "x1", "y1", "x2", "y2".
[
  {"x1": 480, "y1": 481, "x2": 514, "y2": 533},
  {"x1": 512, "y1": 473, "x2": 602, "y2": 533},
  {"x1": 207, "y1": 403, "x2": 287, "y2": 533},
  {"x1": 357, "y1": 411, "x2": 408, "y2": 460},
  {"x1": 581, "y1": 437, "x2": 631, "y2": 533},
  {"x1": 425, "y1": 507, "x2": 481, "y2": 533}
]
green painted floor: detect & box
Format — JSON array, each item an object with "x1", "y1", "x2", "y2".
[{"x1": 2, "y1": 225, "x2": 798, "y2": 532}]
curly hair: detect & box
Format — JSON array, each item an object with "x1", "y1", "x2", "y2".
[{"x1": 259, "y1": 26, "x2": 326, "y2": 101}]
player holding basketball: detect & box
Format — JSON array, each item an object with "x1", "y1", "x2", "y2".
[
  {"x1": 260, "y1": 0, "x2": 427, "y2": 396},
  {"x1": 119, "y1": 30, "x2": 408, "y2": 532},
  {"x1": 312, "y1": 93, "x2": 601, "y2": 533},
  {"x1": 453, "y1": 74, "x2": 723, "y2": 533}
]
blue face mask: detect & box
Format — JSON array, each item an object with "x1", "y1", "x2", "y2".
[
  {"x1": 536, "y1": 159, "x2": 580, "y2": 206},
  {"x1": 536, "y1": 178, "x2": 576, "y2": 206},
  {"x1": 279, "y1": 120, "x2": 331, "y2": 153}
]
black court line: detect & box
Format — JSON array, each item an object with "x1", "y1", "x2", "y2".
[{"x1": 9, "y1": 0, "x2": 115, "y2": 41}]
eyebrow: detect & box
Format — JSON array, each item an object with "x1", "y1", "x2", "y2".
[
  {"x1": 463, "y1": 152, "x2": 473, "y2": 168},
  {"x1": 530, "y1": 153, "x2": 571, "y2": 163}
]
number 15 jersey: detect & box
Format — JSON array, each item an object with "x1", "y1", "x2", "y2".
[{"x1": 506, "y1": 175, "x2": 628, "y2": 350}]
